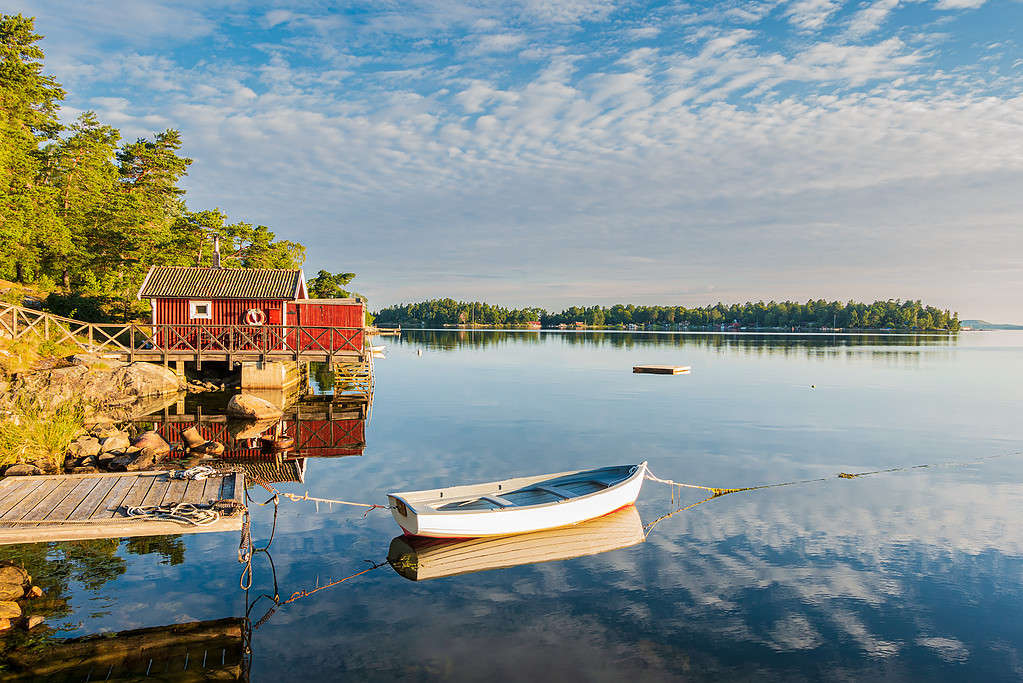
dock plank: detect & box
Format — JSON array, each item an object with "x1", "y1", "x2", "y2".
[
  {"x1": 21, "y1": 478, "x2": 83, "y2": 521},
  {"x1": 44, "y1": 478, "x2": 103, "y2": 521},
  {"x1": 140, "y1": 474, "x2": 172, "y2": 508},
  {"x1": 0, "y1": 472, "x2": 245, "y2": 545},
  {"x1": 95, "y1": 475, "x2": 139, "y2": 518},
  {"x1": 633, "y1": 364, "x2": 691, "y2": 375},
  {"x1": 0, "y1": 479, "x2": 62, "y2": 521},
  {"x1": 67, "y1": 477, "x2": 120, "y2": 521},
  {"x1": 181, "y1": 478, "x2": 207, "y2": 505},
  {"x1": 115, "y1": 474, "x2": 156, "y2": 513},
  {"x1": 159, "y1": 478, "x2": 188, "y2": 507}
]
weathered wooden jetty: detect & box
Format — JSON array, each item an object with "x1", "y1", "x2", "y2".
[
  {"x1": 633, "y1": 364, "x2": 692, "y2": 374},
  {"x1": 0, "y1": 471, "x2": 244, "y2": 545}
]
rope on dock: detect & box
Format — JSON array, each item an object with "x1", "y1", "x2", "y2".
[{"x1": 125, "y1": 502, "x2": 220, "y2": 526}]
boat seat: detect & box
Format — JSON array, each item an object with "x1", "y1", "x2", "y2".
[
  {"x1": 480, "y1": 495, "x2": 516, "y2": 508},
  {"x1": 534, "y1": 485, "x2": 577, "y2": 500}
]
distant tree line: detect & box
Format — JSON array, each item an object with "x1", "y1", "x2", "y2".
[
  {"x1": 375, "y1": 298, "x2": 960, "y2": 331},
  {"x1": 1, "y1": 15, "x2": 359, "y2": 321}
]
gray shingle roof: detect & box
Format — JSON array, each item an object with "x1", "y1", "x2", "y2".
[{"x1": 137, "y1": 267, "x2": 304, "y2": 300}]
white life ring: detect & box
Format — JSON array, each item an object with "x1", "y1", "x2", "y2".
[{"x1": 244, "y1": 308, "x2": 267, "y2": 326}]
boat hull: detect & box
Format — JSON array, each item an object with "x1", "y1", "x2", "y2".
[{"x1": 388, "y1": 463, "x2": 646, "y2": 538}]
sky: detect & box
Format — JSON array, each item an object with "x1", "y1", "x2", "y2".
[{"x1": 14, "y1": 0, "x2": 1023, "y2": 320}]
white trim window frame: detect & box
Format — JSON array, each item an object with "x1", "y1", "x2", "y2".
[{"x1": 189, "y1": 300, "x2": 213, "y2": 320}]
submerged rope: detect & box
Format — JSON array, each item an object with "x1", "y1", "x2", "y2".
[{"x1": 642, "y1": 448, "x2": 1023, "y2": 536}]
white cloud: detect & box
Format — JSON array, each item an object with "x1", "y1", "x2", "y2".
[
  {"x1": 935, "y1": 0, "x2": 987, "y2": 8},
  {"x1": 785, "y1": 0, "x2": 844, "y2": 31},
  {"x1": 626, "y1": 26, "x2": 660, "y2": 40},
  {"x1": 846, "y1": 0, "x2": 900, "y2": 38},
  {"x1": 470, "y1": 33, "x2": 528, "y2": 55}
]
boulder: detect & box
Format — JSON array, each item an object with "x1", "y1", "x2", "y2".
[
  {"x1": 99, "y1": 434, "x2": 130, "y2": 453},
  {"x1": 0, "y1": 618, "x2": 10, "y2": 632},
  {"x1": 133, "y1": 430, "x2": 170, "y2": 457},
  {"x1": 90, "y1": 424, "x2": 123, "y2": 439},
  {"x1": 125, "y1": 452, "x2": 156, "y2": 471},
  {"x1": 0, "y1": 564, "x2": 30, "y2": 586},
  {"x1": 70, "y1": 466, "x2": 99, "y2": 474},
  {"x1": 2, "y1": 464, "x2": 41, "y2": 476},
  {"x1": 191, "y1": 441, "x2": 225, "y2": 456},
  {"x1": 180, "y1": 426, "x2": 206, "y2": 449},
  {"x1": 230, "y1": 418, "x2": 278, "y2": 439},
  {"x1": 107, "y1": 455, "x2": 133, "y2": 471},
  {"x1": 226, "y1": 394, "x2": 282, "y2": 420},
  {"x1": 0, "y1": 584, "x2": 24, "y2": 601},
  {"x1": 26, "y1": 615, "x2": 44, "y2": 630},
  {"x1": 0, "y1": 601, "x2": 21, "y2": 619},
  {"x1": 27, "y1": 586, "x2": 43, "y2": 598},
  {"x1": 116, "y1": 362, "x2": 184, "y2": 397},
  {"x1": 71, "y1": 436, "x2": 102, "y2": 457}
]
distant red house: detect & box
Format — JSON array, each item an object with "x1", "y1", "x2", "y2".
[{"x1": 137, "y1": 266, "x2": 364, "y2": 353}]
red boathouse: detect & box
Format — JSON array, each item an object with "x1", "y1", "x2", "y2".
[{"x1": 137, "y1": 266, "x2": 365, "y2": 354}]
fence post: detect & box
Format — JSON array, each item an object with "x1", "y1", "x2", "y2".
[{"x1": 130, "y1": 326, "x2": 135, "y2": 362}]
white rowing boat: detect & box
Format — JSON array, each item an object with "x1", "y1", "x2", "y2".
[
  {"x1": 387, "y1": 504, "x2": 644, "y2": 581},
  {"x1": 387, "y1": 462, "x2": 647, "y2": 538}
]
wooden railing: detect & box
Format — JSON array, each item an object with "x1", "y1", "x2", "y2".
[{"x1": 0, "y1": 303, "x2": 365, "y2": 363}]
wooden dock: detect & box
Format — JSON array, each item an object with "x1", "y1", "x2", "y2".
[
  {"x1": 0, "y1": 471, "x2": 245, "y2": 545},
  {"x1": 633, "y1": 364, "x2": 691, "y2": 375}
]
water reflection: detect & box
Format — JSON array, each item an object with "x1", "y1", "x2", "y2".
[
  {"x1": 3, "y1": 617, "x2": 245, "y2": 681},
  {"x1": 387, "y1": 505, "x2": 645, "y2": 581}
]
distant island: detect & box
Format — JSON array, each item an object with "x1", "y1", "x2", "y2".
[
  {"x1": 960, "y1": 320, "x2": 1023, "y2": 330},
  {"x1": 375, "y1": 299, "x2": 961, "y2": 331}
]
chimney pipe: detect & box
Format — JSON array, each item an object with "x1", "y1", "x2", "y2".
[{"x1": 212, "y1": 235, "x2": 222, "y2": 269}]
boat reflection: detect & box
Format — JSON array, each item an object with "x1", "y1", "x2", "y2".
[{"x1": 387, "y1": 505, "x2": 644, "y2": 581}]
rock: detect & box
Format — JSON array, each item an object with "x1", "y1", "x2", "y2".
[
  {"x1": 125, "y1": 452, "x2": 156, "y2": 471},
  {"x1": 0, "y1": 601, "x2": 21, "y2": 619},
  {"x1": 76, "y1": 455, "x2": 98, "y2": 468},
  {"x1": 0, "y1": 618, "x2": 10, "y2": 631},
  {"x1": 117, "y1": 362, "x2": 185, "y2": 397},
  {"x1": 27, "y1": 585, "x2": 43, "y2": 598},
  {"x1": 0, "y1": 564, "x2": 30, "y2": 586},
  {"x1": 72, "y1": 436, "x2": 102, "y2": 457},
  {"x1": 26, "y1": 615, "x2": 44, "y2": 629},
  {"x1": 99, "y1": 434, "x2": 130, "y2": 453},
  {"x1": 108, "y1": 455, "x2": 133, "y2": 471},
  {"x1": 89, "y1": 424, "x2": 123, "y2": 440},
  {"x1": 226, "y1": 394, "x2": 282, "y2": 420},
  {"x1": 180, "y1": 426, "x2": 206, "y2": 449},
  {"x1": 2, "y1": 464, "x2": 41, "y2": 476},
  {"x1": 97, "y1": 452, "x2": 116, "y2": 465},
  {"x1": 0, "y1": 584, "x2": 24, "y2": 601},
  {"x1": 133, "y1": 431, "x2": 170, "y2": 457},
  {"x1": 191, "y1": 441, "x2": 225, "y2": 456},
  {"x1": 230, "y1": 418, "x2": 278, "y2": 439},
  {"x1": 70, "y1": 466, "x2": 99, "y2": 474}
]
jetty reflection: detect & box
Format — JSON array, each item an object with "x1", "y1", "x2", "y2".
[
  {"x1": 2, "y1": 617, "x2": 246, "y2": 682},
  {"x1": 387, "y1": 505, "x2": 644, "y2": 581}
]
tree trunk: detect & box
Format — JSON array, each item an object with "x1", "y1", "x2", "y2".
[
  {"x1": 15, "y1": 261, "x2": 24, "y2": 283},
  {"x1": 62, "y1": 269, "x2": 70, "y2": 289}
]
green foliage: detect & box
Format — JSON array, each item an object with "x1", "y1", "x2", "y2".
[
  {"x1": 375, "y1": 299, "x2": 543, "y2": 327},
  {"x1": 0, "y1": 14, "x2": 318, "y2": 321},
  {"x1": 308, "y1": 269, "x2": 357, "y2": 298},
  {"x1": 375, "y1": 298, "x2": 961, "y2": 331},
  {"x1": 0, "y1": 399, "x2": 85, "y2": 469}
]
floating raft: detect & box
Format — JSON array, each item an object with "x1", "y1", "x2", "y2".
[
  {"x1": 0, "y1": 471, "x2": 244, "y2": 545},
  {"x1": 633, "y1": 365, "x2": 691, "y2": 374}
]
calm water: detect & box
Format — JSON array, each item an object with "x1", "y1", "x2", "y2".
[{"x1": 4, "y1": 330, "x2": 1023, "y2": 681}]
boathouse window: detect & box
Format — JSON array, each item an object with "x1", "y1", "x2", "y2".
[{"x1": 189, "y1": 300, "x2": 212, "y2": 320}]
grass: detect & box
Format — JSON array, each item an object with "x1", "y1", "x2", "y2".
[
  {"x1": 0, "y1": 333, "x2": 80, "y2": 376},
  {"x1": 0, "y1": 399, "x2": 86, "y2": 471}
]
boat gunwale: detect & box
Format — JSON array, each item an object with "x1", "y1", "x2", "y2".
[{"x1": 388, "y1": 463, "x2": 646, "y2": 517}]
